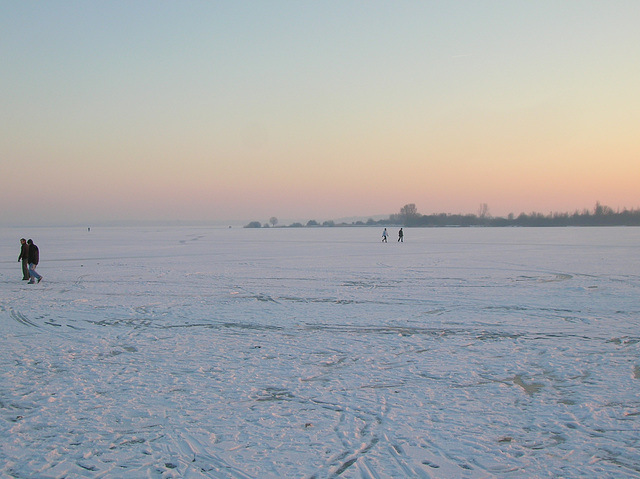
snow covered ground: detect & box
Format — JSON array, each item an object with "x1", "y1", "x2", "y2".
[{"x1": 1, "y1": 226, "x2": 639, "y2": 478}]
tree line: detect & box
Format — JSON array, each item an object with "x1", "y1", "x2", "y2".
[
  {"x1": 245, "y1": 202, "x2": 640, "y2": 228},
  {"x1": 389, "y1": 202, "x2": 640, "y2": 227}
]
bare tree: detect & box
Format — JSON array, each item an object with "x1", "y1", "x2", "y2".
[
  {"x1": 478, "y1": 203, "x2": 491, "y2": 219},
  {"x1": 400, "y1": 203, "x2": 419, "y2": 219},
  {"x1": 269, "y1": 217, "x2": 278, "y2": 227}
]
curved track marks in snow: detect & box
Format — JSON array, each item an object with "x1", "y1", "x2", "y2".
[{"x1": 0, "y1": 226, "x2": 639, "y2": 477}]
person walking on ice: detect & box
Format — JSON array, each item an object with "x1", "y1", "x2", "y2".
[
  {"x1": 27, "y1": 239, "x2": 43, "y2": 284},
  {"x1": 398, "y1": 228, "x2": 404, "y2": 242},
  {"x1": 382, "y1": 228, "x2": 388, "y2": 243},
  {"x1": 18, "y1": 238, "x2": 30, "y2": 281}
]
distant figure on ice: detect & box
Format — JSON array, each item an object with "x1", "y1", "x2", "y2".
[
  {"x1": 18, "y1": 238, "x2": 30, "y2": 281},
  {"x1": 27, "y1": 239, "x2": 43, "y2": 284},
  {"x1": 382, "y1": 228, "x2": 388, "y2": 243},
  {"x1": 398, "y1": 228, "x2": 404, "y2": 242}
]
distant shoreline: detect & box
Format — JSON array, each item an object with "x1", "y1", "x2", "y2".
[{"x1": 246, "y1": 203, "x2": 640, "y2": 228}]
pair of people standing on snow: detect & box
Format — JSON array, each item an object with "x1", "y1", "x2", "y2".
[
  {"x1": 18, "y1": 238, "x2": 42, "y2": 283},
  {"x1": 381, "y1": 228, "x2": 404, "y2": 243}
]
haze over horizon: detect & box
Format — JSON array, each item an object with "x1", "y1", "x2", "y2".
[{"x1": 2, "y1": 2, "x2": 639, "y2": 227}]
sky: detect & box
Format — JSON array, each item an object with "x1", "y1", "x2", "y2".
[{"x1": 2, "y1": 1, "x2": 639, "y2": 226}]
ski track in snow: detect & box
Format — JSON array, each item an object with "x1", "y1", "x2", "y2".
[{"x1": 0, "y1": 226, "x2": 639, "y2": 478}]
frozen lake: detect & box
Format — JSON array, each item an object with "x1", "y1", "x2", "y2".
[{"x1": 1, "y1": 226, "x2": 639, "y2": 478}]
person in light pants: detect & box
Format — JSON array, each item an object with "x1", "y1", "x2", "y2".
[{"x1": 27, "y1": 239, "x2": 43, "y2": 284}]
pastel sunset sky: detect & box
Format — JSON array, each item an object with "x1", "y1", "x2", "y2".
[{"x1": 2, "y1": 1, "x2": 639, "y2": 226}]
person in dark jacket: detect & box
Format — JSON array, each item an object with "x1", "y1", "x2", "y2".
[
  {"x1": 27, "y1": 239, "x2": 42, "y2": 284},
  {"x1": 18, "y1": 238, "x2": 30, "y2": 280}
]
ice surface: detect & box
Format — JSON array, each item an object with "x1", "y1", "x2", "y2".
[{"x1": 1, "y1": 226, "x2": 639, "y2": 478}]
